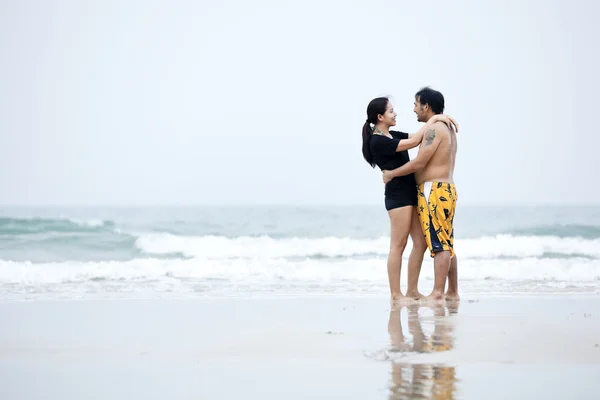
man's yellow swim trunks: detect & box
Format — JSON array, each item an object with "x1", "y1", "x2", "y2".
[{"x1": 416, "y1": 182, "x2": 458, "y2": 258}]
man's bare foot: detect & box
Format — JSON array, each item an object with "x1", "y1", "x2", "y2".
[{"x1": 445, "y1": 292, "x2": 460, "y2": 302}]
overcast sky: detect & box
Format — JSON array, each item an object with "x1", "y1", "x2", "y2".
[{"x1": 0, "y1": 0, "x2": 597, "y2": 206}]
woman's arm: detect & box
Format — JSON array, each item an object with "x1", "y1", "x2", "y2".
[
  {"x1": 395, "y1": 129, "x2": 425, "y2": 151},
  {"x1": 395, "y1": 114, "x2": 458, "y2": 152}
]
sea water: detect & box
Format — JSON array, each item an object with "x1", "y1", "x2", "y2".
[{"x1": 1, "y1": 205, "x2": 599, "y2": 299}]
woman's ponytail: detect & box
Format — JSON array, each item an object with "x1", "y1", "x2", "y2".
[
  {"x1": 362, "y1": 96, "x2": 389, "y2": 168},
  {"x1": 362, "y1": 119, "x2": 375, "y2": 168}
]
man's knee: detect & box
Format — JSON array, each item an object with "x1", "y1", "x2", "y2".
[{"x1": 433, "y1": 250, "x2": 452, "y2": 263}]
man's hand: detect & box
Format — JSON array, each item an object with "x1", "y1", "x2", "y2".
[
  {"x1": 430, "y1": 114, "x2": 459, "y2": 133},
  {"x1": 382, "y1": 170, "x2": 394, "y2": 184}
]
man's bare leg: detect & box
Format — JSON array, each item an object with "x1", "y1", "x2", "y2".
[
  {"x1": 426, "y1": 250, "x2": 451, "y2": 302},
  {"x1": 445, "y1": 255, "x2": 459, "y2": 301},
  {"x1": 406, "y1": 209, "x2": 427, "y2": 300}
]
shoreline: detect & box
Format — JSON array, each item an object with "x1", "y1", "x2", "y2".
[{"x1": 2, "y1": 290, "x2": 599, "y2": 303}]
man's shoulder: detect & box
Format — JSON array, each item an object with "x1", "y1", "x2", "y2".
[
  {"x1": 421, "y1": 121, "x2": 449, "y2": 148},
  {"x1": 430, "y1": 121, "x2": 451, "y2": 133},
  {"x1": 428, "y1": 121, "x2": 452, "y2": 142}
]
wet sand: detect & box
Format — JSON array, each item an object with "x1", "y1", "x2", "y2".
[{"x1": 1, "y1": 296, "x2": 599, "y2": 399}]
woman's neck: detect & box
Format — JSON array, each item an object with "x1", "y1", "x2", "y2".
[{"x1": 374, "y1": 124, "x2": 390, "y2": 135}]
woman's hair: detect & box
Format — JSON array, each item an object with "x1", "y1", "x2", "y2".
[{"x1": 362, "y1": 97, "x2": 390, "y2": 168}]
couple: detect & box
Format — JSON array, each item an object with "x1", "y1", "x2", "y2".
[{"x1": 362, "y1": 87, "x2": 459, "y2": 304}]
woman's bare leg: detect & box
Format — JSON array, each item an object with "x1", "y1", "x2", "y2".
[{"x1": 387, "y1": 206, "x2": 413, "y2": 302}]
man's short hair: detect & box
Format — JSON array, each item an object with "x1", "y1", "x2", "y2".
[{"x1": 415, "y1": 87, "x2": 444, "y2": 114}]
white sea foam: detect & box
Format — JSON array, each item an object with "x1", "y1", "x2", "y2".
[
  {"x1": 134, "y1": 233, "x2": 600, "y2": 260},
  {"x1": 65, "y1": 218, "x2": 107, "y2": 228},
  {"x1": 0, "y1": 256, "x2": 598, "y2": 298}
]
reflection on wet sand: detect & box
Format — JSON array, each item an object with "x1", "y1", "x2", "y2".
[{"x1": 387, "y1": 302, "x2": 459, "y2": 399}]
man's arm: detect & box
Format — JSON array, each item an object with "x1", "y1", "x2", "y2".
[{"x1": 385, "y1": 123, "x2": 445, "y2": 179}]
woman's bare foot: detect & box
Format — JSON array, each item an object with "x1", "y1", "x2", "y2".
[
  {"x1": 405, "y1": 291, "x2": 426, "y2": 301},
  {"x1": 423, "y1": 291, "x2": 445, "y2": 304},
  {"x1": 391, "y1": 295, "x2": 417, "y2": 308}
]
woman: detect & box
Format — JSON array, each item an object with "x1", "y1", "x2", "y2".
[{"x1": 362, "y1": 96, "x2": 457, "y2": 304}]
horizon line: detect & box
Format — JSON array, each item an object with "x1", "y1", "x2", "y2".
[{"x1": 1, "y1": 202, "x2": 598, "y2": 208}]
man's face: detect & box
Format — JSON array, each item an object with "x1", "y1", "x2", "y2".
[
  {"x1": 378, "y1": 101, "x2": 397, "y2": 127},
  {"x1": 413, "y1": 96, "x2": 428, "y2": 123}
]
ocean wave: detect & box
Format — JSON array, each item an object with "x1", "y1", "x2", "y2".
[
  {"x1": 3, "y1": 215, "x2": 600, "y2": 261},
  {"x1": 0, "y1": 216, "x2": 114, "y2": 235},
  {"x1": 509, "y1": 224, "x2": 600, "y2": 239},
  {"x1": 134, "y1": 233, "x2": 600, "y2": 260}
]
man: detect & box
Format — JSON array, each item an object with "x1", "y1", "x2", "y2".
[{"x1": 382, "y1": 87, "x2": 459, "y2": 302}]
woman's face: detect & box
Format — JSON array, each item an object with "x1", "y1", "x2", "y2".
[{"x1": 379, "y1": 101, "x2": 397, "y2": 127}]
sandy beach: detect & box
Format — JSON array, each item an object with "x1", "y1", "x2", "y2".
[{"x1": 1, "y1": 295, "x2": 599, "y2": 399}]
